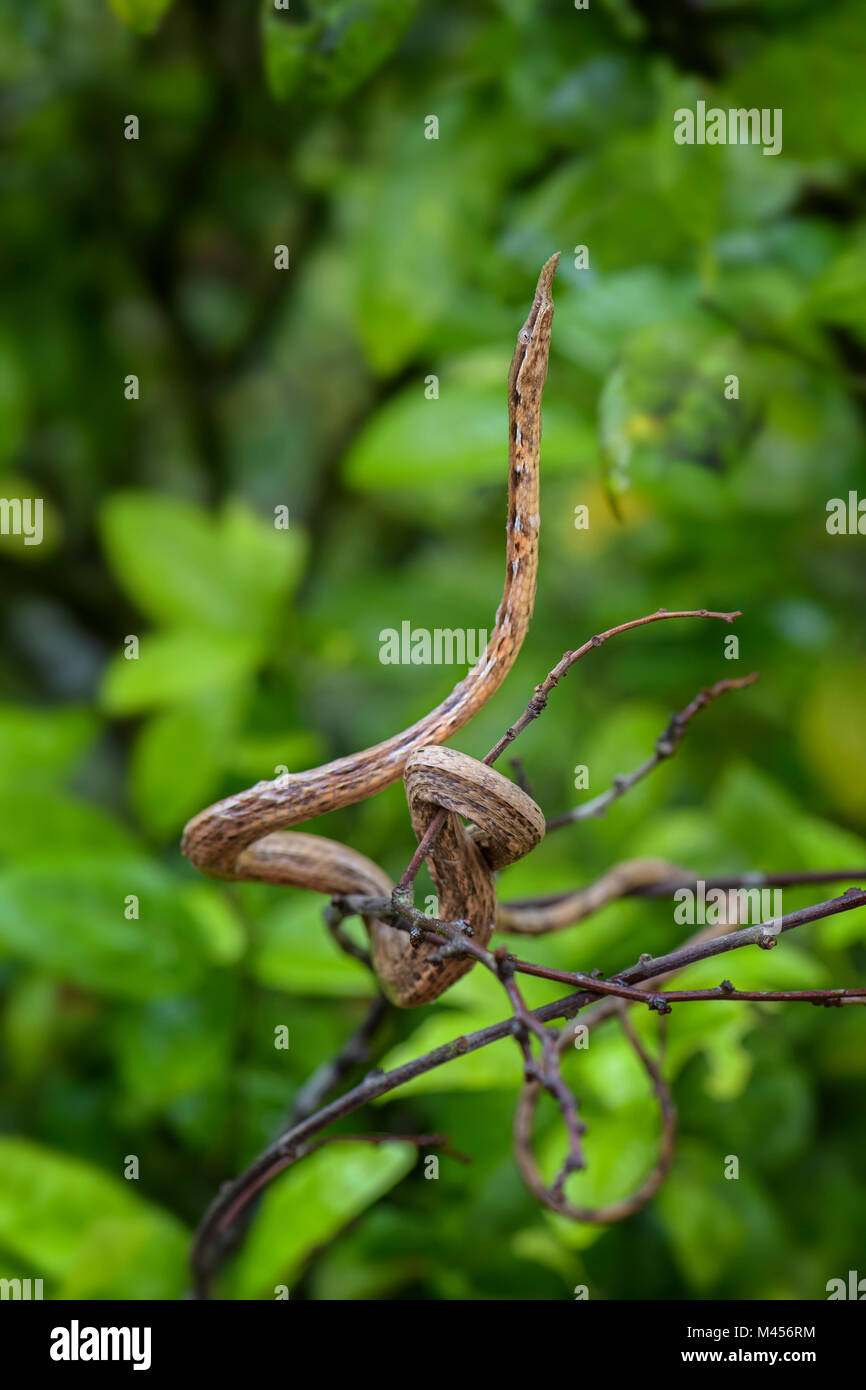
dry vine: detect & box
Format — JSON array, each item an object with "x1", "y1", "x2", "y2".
[
  {"x1": 183, "y1": 260, "x2": 864, "y2": 1297},
  {"x1": 190, "y1": 608, "x2": 866, "y2": 1297}
]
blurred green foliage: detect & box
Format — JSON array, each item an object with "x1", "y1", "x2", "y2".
[{"x1": 1, "y1": 0, "x2": 865, "y2": 1300}]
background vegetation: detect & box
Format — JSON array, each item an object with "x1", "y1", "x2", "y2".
[{"x1": 1, "y1": 0, "x2": 865, "y2": 1300}]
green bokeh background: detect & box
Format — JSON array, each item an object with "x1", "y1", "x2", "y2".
[{"x1": 1, "y1": 0, "x2": 865, "y2": 1300}]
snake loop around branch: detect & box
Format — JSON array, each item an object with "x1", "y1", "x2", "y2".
[{"x1": 183, "y1": 257, "x2": 559, "y2": 1006}]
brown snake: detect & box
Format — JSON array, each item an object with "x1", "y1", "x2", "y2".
[{"x1": 182, "y1": 255, "x2": 676, "y2": 1005}]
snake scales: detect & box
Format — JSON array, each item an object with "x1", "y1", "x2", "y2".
[{"x1": 182, "y1": 255, "x2": 675, "y2": 1005}]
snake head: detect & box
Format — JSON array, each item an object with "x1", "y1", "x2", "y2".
[{"x1": 509, "y1": 251, "x2": 559, "y2": 399}]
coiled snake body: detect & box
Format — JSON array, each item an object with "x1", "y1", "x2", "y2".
[{"x1": 183, "y1": 257, "x2": 559, "y2": 1005}]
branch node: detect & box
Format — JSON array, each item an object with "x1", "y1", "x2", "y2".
[
  {"x1": 648, "y1": 995, "x2": 672, "y2": 1014},
  {"x1": 392, "y1": 885, "x2": 415, "y2": 914}
]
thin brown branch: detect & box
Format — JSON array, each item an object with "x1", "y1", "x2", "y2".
[
  {"x1": 331, "y1": 893, "x2": 588, "y2": 1175},
  {"x1": 211, "y1": 1132, "x2": 464, "y2": 1265},
  {"x1": 334, "y1": 886, "x2": 866, "y2": 998},
  {"x1": 190, "y1": 885, "x2": 866, "y2": 1290},
  {"x1": 395, "y1": 606, "x2": 742, "y2": 894},
  {"x1": 546, "y1": 672, "x2": 759, "y2": 830},
  {"x1": 500, "y1": 865, "x2": 866, "y2": 935},
  {"x1": 482, "y1": 606, "x2": 741, "y2": 767},
  {"x1": 515, "y1": 1004, "x2": 677, "y2": 1223},
  {"x1": 626, "y1": 867, "x2": 866, "y2": 898}
]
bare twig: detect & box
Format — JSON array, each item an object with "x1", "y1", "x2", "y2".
[
  {"x1": 546, "y1": 672, "x2": 759, "y2": 830},
  {"x1": 193, "y1": 595, "x2": 865, "y2": 1295},
  {"x1": 333, "y1": 887, "x2": 866, "y2": 1005},
  {"x1": 626, "y1": 868, "x2": 866, "y2": 898},
  {"x1": 515, "y1": 1004, "x2": 677, "y2": 1223},
  {"x1": 499, "y1": 864, "x2": 866, "y2": 935},
  {"x1": 190, "y1": 885, "x2": 866, "y2": 1289},
  {"x1": 483, "y1": 607, "x2": 741, "y2": 767},
  {"x1": 396, "y1": 606, "x2": 742, "y2": 894}
]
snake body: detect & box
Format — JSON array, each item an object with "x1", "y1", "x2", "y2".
[{"x1": 182, "y1": 256, "x2": 559, "y2": 1005}]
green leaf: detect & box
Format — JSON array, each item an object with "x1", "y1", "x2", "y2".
[
  {"x1": 555, "y1": 269, "x2": 696, "y2": 377},
  {"x1": 724, "y1": 0, "x2": 866, "y2": 163},
  {"x1": 107, "y1": 0, "x2": 175, "y2": 37},
  {"x1": 799, "y1": 662, "x2": 866, "y2": 826},
  {"x1": 378, "y1": 1012, "x2": 523, "y2": 1095},
  {"x1": 658, "y1": 1143, "x2": 781, "y2": 1290},
  {"x1": 709, "y1": 762, "x2": 804, "y2": 867},
  {"x1": 661, "y1": 1007, "x2": 755, "y2": 1099},
  {"x1": 507, "y1": 124, "x2": 718, "y2": 276},
  {"x1": 712, "y1": 1061, "x2": 814, "y2": 1168},
  {"x1": 2, "y1": 976, "x2": 59, "y2": 1082},
  {"x1": 226, "y1": 1140, "x2": 416, "y2": 1297},
  {"x1": 251, "y1": 895, "x2": 373, "y2": 998},
  {"x1": 220, "y1": 498, "x2": 306, "y2": 626},
  {"x1": 571, "y1": 702, "x2": 674, "y2": 842},
  {"x1": 262, "y1": 2, "x2": 419, "y2": 105},
  {"x1": 61, "y1": 1214, "x2": 187, "y2": 1299},
  {"x1": 0, "y1": 856, "x2": 206, "y2": 999},
  {"x1": 629, "y1": 807, "x2": 728, "y2": 876},
  {"x1": 805, "y1": 232, "x2": 866, "y2": 343},
  {"x1": 344, "y1": 376, "x2": 593, "y2": 492},
  {"x1": 598, "y1": 323, "x2": 749, "y2": 494},
  {"x1": 537, "y1": 1101, "x2": 662, "y2": 1214},
  {"x1": 261, "y1": 13, "x2": 307, "y2": 102},
  {"x1": 101, "y1": 629, "x2": 260, "y2": 714},
  {"x1": 102, "y1": 493, "x2": 239, "y2": 630},
  {"x1": 0, "y1": 789, "x2": 137, "y2": 862},
  {"x1": 788, "y1": 812, "x2": 866, "y2": 949},
  {"x1": 229, "y1": 729, "x2": 322, "y2": 783},
  {"x1": 347, "y1": 100, "x2": 500, "y2": 373},
  {"x1": 0, "y1": 706, "x2": 96, "y2": 792},
  {"x1": 111, "y1": 988, "x2": 236, "y2": 1114},
  {"x1": 181, "y1": 884, "x2": 247, "y2": 967},
  {"x1": 130, "y1": 700, "x2": 232, "y2": 837},
  {"x1": 0, "y1": 1136, "x2": 188, "y2": 1299},
  {"x1": 100, "y1": 493, "x2": 303, "y2": 634}
]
